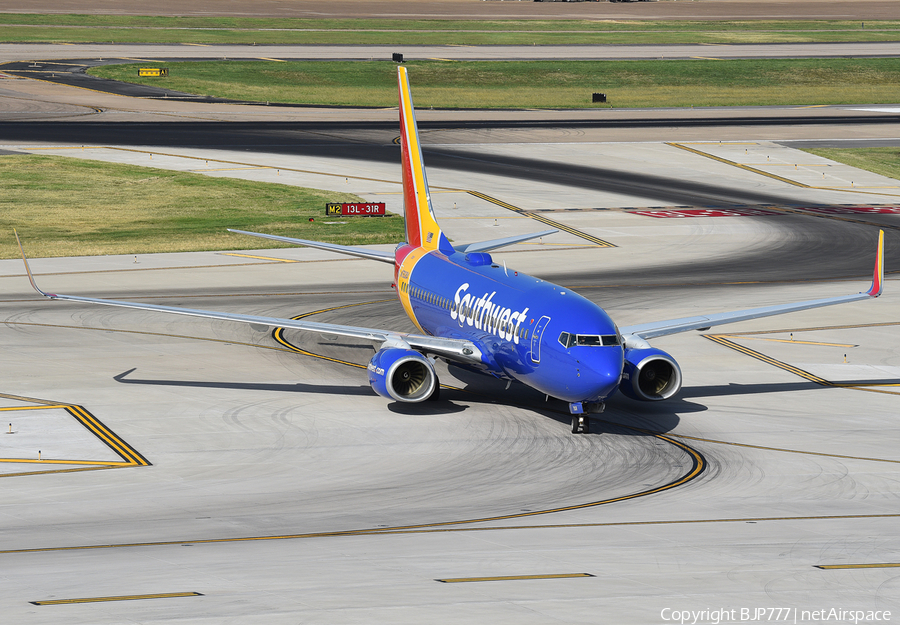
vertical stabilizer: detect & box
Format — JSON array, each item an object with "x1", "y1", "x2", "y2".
[
  {"x1": 867, "y1": 229, "x2": 885, "y2": 297},
  {"x1": 397, "y1": 66, "x2": 451, "y2": 254}
]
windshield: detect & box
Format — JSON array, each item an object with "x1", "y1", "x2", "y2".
[{"x1": 558, "y1": 332, "x2": 620, "y2": 348}]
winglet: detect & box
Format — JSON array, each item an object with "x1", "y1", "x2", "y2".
[
  {"x1": 867, "y1": 229, "x2": 885, "y2": 297},
  {"x1": 13, "y1": 230, "x2": 56, "y2": 299}
]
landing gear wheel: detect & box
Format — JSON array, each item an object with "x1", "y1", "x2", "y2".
[{"x1": 571, "y1": 416, "x2": 589, "y2": 434}]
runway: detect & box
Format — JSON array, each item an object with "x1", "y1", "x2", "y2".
[
  {"x1": 1, "y1": 47, "x2": 900, "y2": 624},
  {"x1": 5, "y1": 42, "x2": 900, "y2": 65}
]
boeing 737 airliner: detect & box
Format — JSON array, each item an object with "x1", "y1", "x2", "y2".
[{"x1": 18, "y1": 66, "x2": 884, "y2": 434}]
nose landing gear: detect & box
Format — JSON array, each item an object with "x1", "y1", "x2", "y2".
[
  {"x1": 571, "y1": 415, "x2": 590, "y2": 434},
  {"x1": 569, "y1": 401, "x2": 603, "y2": 434}
]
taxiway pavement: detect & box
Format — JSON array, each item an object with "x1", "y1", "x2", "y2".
[{"x1": 1, "y1": 52, "x2": 899, "y2": 625}]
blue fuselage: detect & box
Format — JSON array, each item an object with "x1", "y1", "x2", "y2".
[{"x1": 398, "y1": 249, "x2": 624, "y2": 403}]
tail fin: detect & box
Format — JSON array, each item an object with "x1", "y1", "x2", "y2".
[
  {"x1": 867, "y1": 229, "x2": 885, "y2": 297},
  {"x1": 397, "y1": 66, "x2": 452, "y2": 254}
]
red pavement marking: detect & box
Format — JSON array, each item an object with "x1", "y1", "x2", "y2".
[
  {"x1": 801, "y1": 206, "x2": 900, "y2": 215},
  {"x1": 633, "y1": 206, "x2": 900, "y2": 218},
  {"x1": 632, "y1": 208, "x2": 782, "y2": 218}
]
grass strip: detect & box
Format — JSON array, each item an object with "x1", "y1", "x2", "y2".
[
  {"x1": 0, "y1": 155, "x2": 404, "y2": 259},
  {"x1": 0, "y1": 15, "x2": 899, "y2": 45},
  {"x1": 2, "y1": 15, "x2": 900, "y2": 32},
  {"x1": 802, "y1": 147, "x2": 900, "y2": 181},
  {"x1": 90, "y1": 58, "x2": 900, "y2": 109}
]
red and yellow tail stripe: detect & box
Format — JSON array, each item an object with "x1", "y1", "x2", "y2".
[
  {"x1": 868, "y1": 229, "x2": 885, "y2": 297},
  {"x1": 398, "y1": 66, "x2": 443, "y2": 252},
  {"x1": 396, "y1": 246, "x2": 429, "y2": 333}
]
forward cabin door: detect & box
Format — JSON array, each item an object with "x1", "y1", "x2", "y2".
[{"x1": 530, "y1": 316, "x2": 551, "y2": 364}]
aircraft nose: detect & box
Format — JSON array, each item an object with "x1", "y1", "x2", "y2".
[{"x1": 576, "y1": 349, "x2": 623, "y2": 401}]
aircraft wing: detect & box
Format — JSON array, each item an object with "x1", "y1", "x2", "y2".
[
  {"x1": 14, "y1": 232, "x2": 483, "y2": 365},
  {"x1": 227, "y1": 229, "x2": 395, "y2": 264},
  {"x1": 619, "y1": 230, "x2": 884, "y2": 343}
]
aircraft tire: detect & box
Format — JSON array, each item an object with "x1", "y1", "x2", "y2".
[{"x1": 571, "y1": 416, "x2": 589, "y2": 434}]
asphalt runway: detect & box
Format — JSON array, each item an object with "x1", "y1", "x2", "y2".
[
  {"x1": 2, "y1": 47, "x2": 900, "y2": 624},
  {"x1": 4, "y1": 42, "x2": 900, "y2": 66}
]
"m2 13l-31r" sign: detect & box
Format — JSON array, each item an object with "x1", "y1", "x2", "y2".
[{"x1": 325, "y1": 203, "x2": 386, "y2": 216}]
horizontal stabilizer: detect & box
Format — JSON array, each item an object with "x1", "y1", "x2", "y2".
[
  {"x1": 455, "y1": 229, "x2": 558, "y2": 254},
  {"x1": 228, "y1": 229, "x2": 395, "y2": 264}
]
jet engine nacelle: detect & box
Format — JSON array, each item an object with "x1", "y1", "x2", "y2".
[
  {"x1": 619, "y1": 347, "x2": 682, "y2": 402},
  {"x1": 367, "y1": 348, "x2": 437, "y2": 403}
]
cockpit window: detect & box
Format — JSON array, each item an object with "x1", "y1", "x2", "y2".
[{"x1": 560, "y1": 332, "x2": 620, "y2": 348}]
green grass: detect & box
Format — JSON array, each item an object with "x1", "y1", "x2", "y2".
[
  {"x1": 0, "y1": 14, "x2": 898, "y2": 45},
  {"x1": 0, "y1": 155, "x2": 404, "y2": 259},
  {"x1": 802, "y1": 147, "x2": 900, "y2": 181},
  {"x1": 2, "y1": 15, "x2": 898, "y2": 31},
  {"x1": 90, "y1": 58, "x2": 900, "y2": 109}
]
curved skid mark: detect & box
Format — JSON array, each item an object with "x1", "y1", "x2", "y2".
[{"x1": 272, "y1": 300, "x2": 708, "y2": 529}]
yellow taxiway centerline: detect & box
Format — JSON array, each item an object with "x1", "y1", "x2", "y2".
[
  {"x1": 436, "y1": 573, "x2": 594, "y2": 583},
  {"x1": 31, "y1": 592, "x2": 203, "y2": 606}
]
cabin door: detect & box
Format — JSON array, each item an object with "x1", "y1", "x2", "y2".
[{"x1": 530, "y1": 316, "x2": 551, "y2": 364}]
